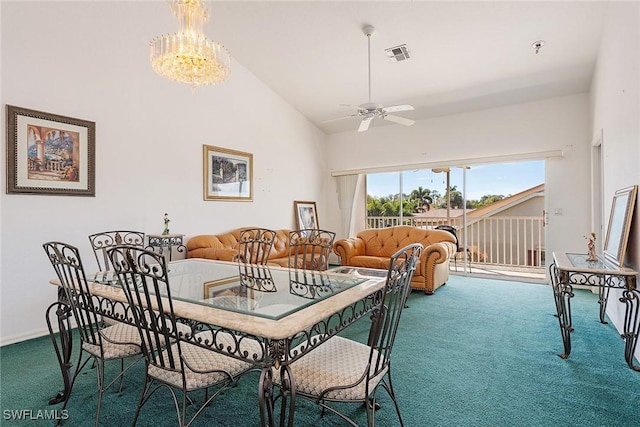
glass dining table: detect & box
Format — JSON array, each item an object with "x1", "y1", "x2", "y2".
[{"x1": 47, "y1": 258, "x2": 389, "y2": 426}]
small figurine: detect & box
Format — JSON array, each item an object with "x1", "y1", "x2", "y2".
[
  {"x1": 162, "y1": 213, "x2": 170, "y2": 235},
  {"x1": 586, "y1": 232, "x2": 597, "y2": 262}
]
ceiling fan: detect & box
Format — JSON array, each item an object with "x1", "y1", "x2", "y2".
[{"x1": 326, "y1": 24, "x2": 415, "y2": 132}]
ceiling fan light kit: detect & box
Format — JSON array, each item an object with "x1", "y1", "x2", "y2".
[{"x1": 326, "y1": 24, "x2": 415, "y2": 132}]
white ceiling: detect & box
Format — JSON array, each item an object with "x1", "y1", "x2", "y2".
[{"x1": 205, "y1": 1, "x2": 607, "y2": 134}]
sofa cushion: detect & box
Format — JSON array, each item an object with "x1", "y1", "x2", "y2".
[
  {"x1": 349, "y1": 256, "x2": 390, "y2": 270},
  {"x1": 357, "y1": 227, "x2": 455, "y2": 258},
  {"x1": 187, "y1": 228, "x2": 293, "y2": 263}
]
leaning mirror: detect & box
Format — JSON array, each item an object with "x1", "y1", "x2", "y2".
[{"x1": 603, "y1": 185, "x2": 637, "y2": 266}]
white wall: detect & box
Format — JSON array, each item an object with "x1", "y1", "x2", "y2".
[
  {"x1": 325, "y1": 94, "x2": 592, "y2": 267},
  {"x1": 0, "y1": 2, "x2": 328, "y2": 345},
  {"x1": 590, "y1": 2, "x2": 640, "y2": 359}
]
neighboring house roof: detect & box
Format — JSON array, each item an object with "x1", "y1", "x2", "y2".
[
  {"x1": 466, "y1": 183, "x2": 544, "y2": 219},
  {"x1": 412, "y1": 183, "x2": 544, "y2": 220},
  {"x1": 413, "y1": 208, "x2": 468, "y2": 219}
]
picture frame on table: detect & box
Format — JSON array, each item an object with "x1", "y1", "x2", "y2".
[
  {"x1": 603, "y1": 185, "x2": 638, "y2": 267},
  {"x1": 6, "y1": 105, "x2": 95, "y2": 196},
  {"x1": 203, "y1": 276, "x2": 254, "y2": 310},
  {"x1": 203, "y1": 276, "x2": 241, "y2": 299},
  {"x1": 203, "y1": 145, "x2": 253, "y2": 201},
  {"x1": 294, "y1": 200, "x2": 319, "y2": 231}
]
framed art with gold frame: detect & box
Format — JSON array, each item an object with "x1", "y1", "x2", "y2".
[
  {"x1": 603, "y1": 185, "x2": 637, "y2": 267},
  {"x1": 203, "y1": 145, "x2": 252, "y2": 201},
  {"x1": 203, "y1": 276, "x2": 241, "y2": 299},
  {"x1": 6, "y1": 105, "x2": 95, "y2": 196}
]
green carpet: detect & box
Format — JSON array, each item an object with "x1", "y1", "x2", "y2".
[{"x1": 2, "y1": 275, "x2": 640, "y2": 426}]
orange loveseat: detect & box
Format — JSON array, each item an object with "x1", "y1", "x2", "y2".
[
  {"x1": 333, "y1": 226, "x2": 457, "y2": 294},
  {"x1": 186, "y1": 228, "x2": 293, "y2": 267}
]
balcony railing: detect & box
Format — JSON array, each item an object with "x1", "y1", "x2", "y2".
[{"x1": 366, "y1": 216, "x2": 545, "y2": 270}]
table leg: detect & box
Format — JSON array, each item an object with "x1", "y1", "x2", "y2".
[
  {"x1": 620, "y1": 288, "x2": 640, "y2": 371},
  {"x1": 278, "y1": 365, "x2": 295, "y2": 427},
  {"x1": 45, "y1": 292, "x2": 74, "y2": 405},
  {"x1": 258, "y1": 367, "x2": 275, "y2": 427},
  {"x1": 257, "y1": 364, "x2": 297, "y2": 427},
  {"x1": 551, "y1": 264, "x2": 574, "y2": 359},
  {"x1": 597, "y1": 275, "x2": 611, "y2": 324}
]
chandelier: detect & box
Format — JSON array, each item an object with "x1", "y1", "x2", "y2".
[{"x1": 150, "y1": 0, "x2": 230, "y2": 90}]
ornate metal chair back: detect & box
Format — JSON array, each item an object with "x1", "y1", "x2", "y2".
[
  {"x1": 236, "y1": 228, "x2": 276, "y2": 265},
  {"x1": 43, "y1": 241, "x2": 104, "y2": 349},
  {"x1": 107, "y1": 245, "x2": 181, "y2": 368},
  {"x1": 366, "y1": 243, "x2": 423, "y2": 379},
  {"x1": 288, "y1": 229, "x2": 336, "y2": 271},
  {"x1": 88, "y1": 230, "x2": 145, "y2": 271}
]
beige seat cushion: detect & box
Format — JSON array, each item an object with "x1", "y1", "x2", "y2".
[
  {"x1": 148, "y1": 332, "x2": 260, "y2": 391},
  {"x1": 283, "y1": 336, "x2": 387, "y2": 401},
  {"x1": 82, "y1": 322, "x2": 142, "y2": 359}
]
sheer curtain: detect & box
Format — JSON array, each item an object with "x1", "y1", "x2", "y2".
[{"x1": 336, "y1": 174, "x2": 365, "y2": 238}]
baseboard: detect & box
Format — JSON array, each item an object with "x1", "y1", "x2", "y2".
[{"x1": 1, "y1": 328, "x2": 52, "y2": 347}]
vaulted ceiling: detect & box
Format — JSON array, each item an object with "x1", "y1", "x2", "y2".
[{"x1": 198, "y1": 1, "x2": 607, "y2": 134}]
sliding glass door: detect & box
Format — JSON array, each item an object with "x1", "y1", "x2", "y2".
[{"x1": 366, "y1": 160, "x2": 545, "y2": 281}]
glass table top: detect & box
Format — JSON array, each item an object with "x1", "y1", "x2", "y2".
[
  {"x1": 566, "y1": 253, "x2": 609, "y2": 270},
  {"x1": 92, "y1": 259, "x2": 369, "y2": 320},
  {"x1": 553, "y1": 252, "x2": 637, "y2": 276}
]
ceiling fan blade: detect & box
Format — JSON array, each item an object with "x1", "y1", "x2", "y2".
[
  {"x1": 340, "y1": 103, "x2": 367, "y2": 112},
  {"x1": 321, "y1": 114, "x2": 358, "y2": 124},
  {"x1": 383, "y1": 114, "x2": 415, "y2": 126},
  {"x1": 358, "y1": 117, "x2": 373, "y2": 132},
  {"x1": 383, "y1": 104, "x2": 415, "y2": 113}
]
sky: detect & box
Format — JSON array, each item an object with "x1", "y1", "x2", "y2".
[{"x1": 366, "y1": 160, "x2": 545, "y2": 202}]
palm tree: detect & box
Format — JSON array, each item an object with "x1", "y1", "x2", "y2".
[{"x1": 409, "y1": 186, "x2": 434, "y2": 212}]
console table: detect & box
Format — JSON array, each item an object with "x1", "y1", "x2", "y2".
[
  {"x1": 146, "y1": 233, "x2": 187, "y2": 262},
  {"x1": 550, "y1": 252, "x2": 639, "y2": 371}
]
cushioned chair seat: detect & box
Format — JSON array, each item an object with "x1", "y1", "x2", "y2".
[
  {"x1": 284, "y1": 336, "x2": 386, "y2": 401},
  {"x1": 149, "y1": 332, "x2": 258, "y2": 391},
  {"x1": 82, "y1": 322, "x2": 142, "y2": 359}
]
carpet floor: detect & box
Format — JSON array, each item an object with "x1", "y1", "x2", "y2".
[{"x1": 1, "y1": 275, "x2": 640, "y2": 426}]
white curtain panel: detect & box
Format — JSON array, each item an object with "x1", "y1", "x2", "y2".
[{"x1": 336, "y1": 174, "x2": 364, "y2": 238}]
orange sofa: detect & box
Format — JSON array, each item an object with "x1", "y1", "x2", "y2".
[
  {"x1": 333, "y1": 226, "x2": 457, "y2": 294},
  {"x1": 186, "y1": 228, "x2": 293, "y2": 267}
]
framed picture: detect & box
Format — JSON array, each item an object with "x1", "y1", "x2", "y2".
[
  {"x1": 6, "y1": 105, "x2": 95, "y2": 196},
  {"x1": 203, "y1": 276, "x2": 255, "y2": 312},
  {"x1": 203, "y1": 145, "x2": 253, "y2": 201},
  {"x1": 294, "y1": 200, "x2": 319, "y2": 230},
  {"x1": 203, "y1": 276, "x2": 241, "y2": 299},
  {"x1": 603, "y1": 185, "x2": 637, "y2": 267}
]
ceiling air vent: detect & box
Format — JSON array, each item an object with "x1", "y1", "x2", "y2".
[{"x1": 385, "y1": 44, "x2": 410, "y2": 62}]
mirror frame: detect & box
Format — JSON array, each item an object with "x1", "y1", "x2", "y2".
[{"x1": 603, "y1": 185, "x2": 638, "y2": 267}]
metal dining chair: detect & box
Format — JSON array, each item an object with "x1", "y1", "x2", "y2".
[
  {"x1": 435, "y1": 225, "x2": 470, "y2": 272},
  {"x1": 108, "y1": 245, "x2": 259, "y2": 427},
  {"x1": 88, "y1": 230, "x2": 145, "y2": 271},
  {"x1": 88, "y1": 230, "x2": 145, "y2": 325},
  {"x1": 43, "y1": 241, "x2": 143, "y2": 426},
  {"x1": 236, "y1": 228, "x2": 276, "y2": 265},
  {"x1": 288, "y1": 229, "x2": 336, "y2": 271},
  {"x1": 276, "y1": 243, "x2": 423, "y2": 426}
]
